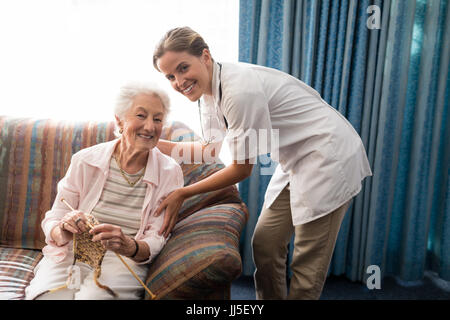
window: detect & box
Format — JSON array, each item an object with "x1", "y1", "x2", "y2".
[{"x1": 0, "y1": 0, "x2": 238, "y2": 164}]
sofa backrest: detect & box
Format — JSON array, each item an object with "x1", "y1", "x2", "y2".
[{"x1": 0, "y1": 116, "x2": 242, "y2": 250}]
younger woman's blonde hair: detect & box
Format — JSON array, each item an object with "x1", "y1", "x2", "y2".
[{"x1": 153, "y1": 26, "x2": 211, "y2": 72}]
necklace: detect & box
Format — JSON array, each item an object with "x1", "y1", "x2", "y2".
[{"x1": 113, "y1": 155, "x2": 145, "y2": 187}]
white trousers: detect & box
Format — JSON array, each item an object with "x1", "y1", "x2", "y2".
[{"x1": 25, "y1": 250, "x2": 149, "y2": 300}]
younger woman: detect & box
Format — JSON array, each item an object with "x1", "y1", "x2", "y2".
[{"x1": 153, "y1": 27, "x2": 372, "y2": 299}]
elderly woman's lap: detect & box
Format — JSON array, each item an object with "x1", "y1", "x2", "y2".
[{"x1": 26, "y1": 251, "x2": 148, "y2": 300}]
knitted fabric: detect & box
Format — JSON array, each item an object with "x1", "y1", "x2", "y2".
[{"x1": 33, "y1": 215, "x2": 117, "y2": 299}]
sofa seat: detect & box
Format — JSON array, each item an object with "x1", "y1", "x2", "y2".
[{"x1": 0, "y1": 248, "x2": 42, "y2": 299}]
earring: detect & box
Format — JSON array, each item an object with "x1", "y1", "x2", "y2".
[{"x1": 119, "y1": 128, "x2": 123, "y2": 134}]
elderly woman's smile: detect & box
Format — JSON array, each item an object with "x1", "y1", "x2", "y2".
[
  {"x1": 135, "y1": 129, "x2": 156, "y2": 142},
  {"x1": 137, "y1": 133, "x2": 154, "y2": 140}
]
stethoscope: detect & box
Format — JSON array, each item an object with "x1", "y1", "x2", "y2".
[{"x1": 197, "y1": 62, "x2": 228, "y2": 145}]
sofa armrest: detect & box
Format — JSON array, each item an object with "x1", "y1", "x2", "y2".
[{"x1": 144, "y1": 203, "x2": 248, "y2": 299}]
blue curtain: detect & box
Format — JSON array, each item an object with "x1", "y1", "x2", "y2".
[{"x1": 238, "y1": 0, "x2": 450, "y2": 282}]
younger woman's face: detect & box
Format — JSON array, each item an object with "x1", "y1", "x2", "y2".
[{"x1": 156, "y1": 49, "x2": 213, "y2": 102}]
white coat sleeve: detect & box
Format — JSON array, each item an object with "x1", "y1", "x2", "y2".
[{"x1": 222, "y1": 90, "x2": 273, "y2": 163}]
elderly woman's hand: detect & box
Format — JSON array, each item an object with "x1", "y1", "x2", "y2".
[
  {"x1": 154, "y1": 188, "x2": 188, "y2": 238},
  {"x1": 52, "y1": 210, "x2": 90, "y2": 246},
  {"x1": 90, "y1": 224, "x2": 136, "y2": 257},
  {"x1": 59, "y1": 210, "x2": 90, "y2": 234}
]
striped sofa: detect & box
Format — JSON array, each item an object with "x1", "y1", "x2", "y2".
[{"x1": 0, "y1": 116, "x2": 248, "y2": 300}]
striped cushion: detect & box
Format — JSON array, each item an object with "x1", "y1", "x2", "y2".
[
  {"x1": 145, "y1": 203, "x2": 247, "y2": 299},
  {"x1": 0, "y1": 248, "x2": 42, "y2": 300}
]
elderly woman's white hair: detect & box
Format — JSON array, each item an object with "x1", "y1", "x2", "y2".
[{"x1": 114, "y1": 81, "x2": 171, "y2": 136}]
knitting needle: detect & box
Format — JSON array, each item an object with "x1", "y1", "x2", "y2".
[
  {"x1": 60, "y1": 198, "x2": 156, "y2": 300},
  {"x1": 114, "y1": 252, "x2": 156, "y2": 299}
]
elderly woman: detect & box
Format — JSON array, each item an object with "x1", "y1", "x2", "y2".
[{"x1": 25, "y1": 82, "x2": 184, "y2": 300}]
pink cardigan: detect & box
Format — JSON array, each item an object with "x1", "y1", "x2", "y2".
[{"x1": 41, "y1": 139, "x2": 184, "y2": 264}]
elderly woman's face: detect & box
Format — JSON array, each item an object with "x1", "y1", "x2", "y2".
[{"x1": 118, "y1": 93, "x2": 165, "y2": 152}]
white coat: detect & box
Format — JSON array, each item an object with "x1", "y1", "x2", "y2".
[{"x1": 199, "y1": 61, "x2": 372, "y2": 225}]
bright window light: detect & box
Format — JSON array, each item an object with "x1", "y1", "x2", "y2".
[{"x1": 0, "y1": 0, "x2": 239, "y2": 164}]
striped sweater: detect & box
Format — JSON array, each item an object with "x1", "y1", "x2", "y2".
[{"x1": 91, "y1": 157, "x2": 146, "y2": 236}]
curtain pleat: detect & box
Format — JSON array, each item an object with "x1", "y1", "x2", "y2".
[{"x1": 238, "y1": 0, "x2": 450, "y2": 282}]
